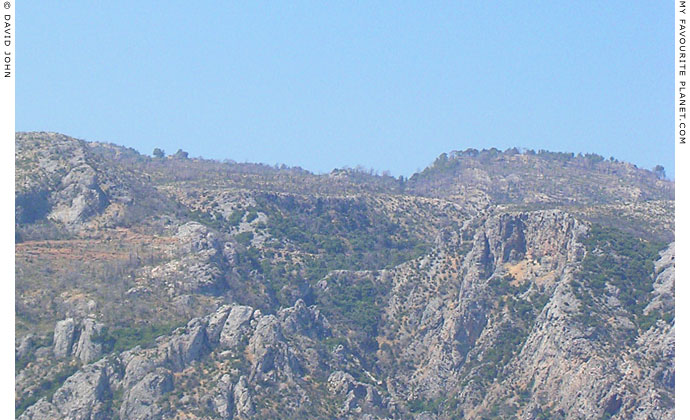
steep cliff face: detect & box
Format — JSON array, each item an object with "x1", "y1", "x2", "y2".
[
  {"x1": 15, "y1": 133, "x2": 674, "y2": 419},
  {"x1": 369, "y1": 211, "x2": 673, "y2": 419},
  {"x1": 365, "y1": 211, "x2": 582, "y2": 416}
]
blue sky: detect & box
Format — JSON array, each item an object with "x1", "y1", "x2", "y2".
[{"x1": 17, "y1": 1, "x2": 672, "y2": 177}]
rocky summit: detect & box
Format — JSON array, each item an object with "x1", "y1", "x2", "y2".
[{"x1": 15, "y1": 132, "x2": 674, "y2": 419}]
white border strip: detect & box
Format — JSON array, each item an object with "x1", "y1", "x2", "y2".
[
  {"x1": 676, "y1": 0, "x2": 686, "y2": 416},
  {"x1": 0, "y1": 0, "x2": 13, "y2": 416}
]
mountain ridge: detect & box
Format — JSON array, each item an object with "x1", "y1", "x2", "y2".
[
  {"x1": 15, "y1": 132, "x2": 674, "y2": 419},
  {"x1": 16, "y1": 131, "x2": 674, "y2": 184}
]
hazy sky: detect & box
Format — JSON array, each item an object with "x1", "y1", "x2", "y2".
[{"x1": 17, "y1": 2, "x2": 672, "y2": 177}]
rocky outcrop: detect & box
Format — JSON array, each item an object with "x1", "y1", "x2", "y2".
[
  {"x1": 165, "y1": 318, "x2": 208, "y2": 371},
  {"x1": 15, "y1": 133, "x2": 109, "y2": 228},
  {"x1": 646, "y1": 242, "x2": 675, "y2": 316},
  {"x1": 360, "y1": 210, "x2": 674, "y2": 419},
  {"x1": 74, "y1": 318, "x2": 107, "y2": 364},
  {"x1": 48, "y1": 164, "x2": 108, "y2": 225},
  {"x1": 233, "y1": 376, "x2": 254, "y2": 418},
  {"x1": 52, "y1": 318, "x2": 106, "y2": 363},
  {"x1": 328, "y1": 370, "x2": 383, "y2": 416},
  {"x1": 373, "y1": 211, "x2": 586, "y2": 400},
  {"x1": 20, "y1": 361, "x2": 113, "y2": 420},
  {"x1": 18, "y1": 210, "x2": 676, "y2": 420},
  {"x1": 219, "y1": 305, "x2": 254, "y2": 349},
  {"x1": 149, "y1": 222, "x2": 232, "y2": 294},
  {"x1": 120, "y1": 369, "x2": 174, "y2": 420},
  {"x1": 16, "y1": 398, "x2": 62, "y2": 420},
  {"x1": 21, "y1": 299, "x2": 339, "y2": 419},
  {"x1": 211, "y1": 374, "x2": 234, "y2": 419},
  {"x1": 50, "y1": 362, "x2": 112, "y2": 420},
  {"x1": 53, "y1": 318, "x2": 79, "y2": 358},
  {"x1": 15, "y1": 132, "x2": 170, "y2": 233},
  {"x1": 16, "y1": 334, "x2": 38, "y2": 361}
]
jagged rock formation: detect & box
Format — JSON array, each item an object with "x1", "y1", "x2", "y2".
[
  {"x1": 52, "y1": 318, "x2": 105, "y2": 364},
  {"x1": 149, "y1": 222, "x2": 232, "y2": 295},
  {"x1": 20, "y1": 300, "x2": 349, "y2": 419},
  {"x1": 15, "y1": 132, "x2": 674, "y2": 419}
]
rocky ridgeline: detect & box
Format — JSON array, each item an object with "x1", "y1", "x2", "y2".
[
  {"x1": 19, "y1": 299, "x2": 390, "y2": 419},
  {"x1": 406, "y1": 149, "x2": 673, "y2": 206}
]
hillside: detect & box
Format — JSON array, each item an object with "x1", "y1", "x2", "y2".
[{"x1": 15, "y1": 132, "x2": 674, "y2": 419}]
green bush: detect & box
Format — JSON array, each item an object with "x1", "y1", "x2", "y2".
[
  {"x1": 234, "y1": 231, "x2": 254, "y2": 247},
  {"x1": 245, "y1": 209, "x2": 259, "y2": 223},
  {"x1": 96, "y1": 321, "x2": 185, "y2": 354},
  {"x1": 408, "y1": 397, "x2": 445, "y2": 414},
  {"x1": 227, "y1": 209, "x2": 244, "y2": 226}
]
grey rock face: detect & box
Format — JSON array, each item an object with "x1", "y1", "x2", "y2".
[
  {"x1": 120, "y1": 369, "x2": 174, "y2": 420},
  {"x1": 16, "y1": 334, "x2": 37, "y2": 361},
  {"x1": 74, "y1": 318, "x2": 106, "y2": 364},
  {"x1": 165, "y1": 318, "x2": 208, "y2": 371},
  {"x1": 328, "y1": 370, "x2": 356, "y2": 394},
  {"x1": 150, "y1": 222, "x2": 231, "y2": 294},
  {"x1": 48, "y1": 363, "x2": 111, "y2": 420},
  {"x1": 247, "y1": 315, "x2": 284, "y2": 381},
  {"x1": 646, "y1": 242, "x2": 675, "y2": 316},
  {"x1": 248, "y1": 315, "x2": 282, "y2": 358},
  {"x1": 245, "y1": 313, "x2": 305, "y2": 383},
  {"x1": 121, "y1": 351, "x2": 157, "y2": 389},
  {"x1": 371, "y1": 211, "x2": 674, "y2": 419},
  {"x1": 15, "y1": 133, "x2": 160, "y2": 230},
  {"x1": 212, "y1": 374, "x2": 235, "y2": 419},
  {"x1": 53, "y1": 318, "x2": 105, "y2": 363},
  {"x1": 328, "y1": 370, "x2": 383, "y2": 416},
  {"x1": 15, "y1": 218, "x2": 675, "y2": 419},
  {"x1": 49, "y1": 164, "x2": 108, "y2": 225},
  {"x1": 21, "y1": 301, "x2": 329, "y2": 419},
  {"x1": 219, "y1": 305, "x2": 254, "y2": 349},
  {"x1": 233, "y1": 376, "x2": 254, "y2": 419},
  {"x1": 53, "y1": 318, "x2": 79, "y2": 358},
  {"x1": 17, "y1": 398, "x2": 62, "y2": 420},
  {"x1": 278, "y1": 298, "x2": 330, "y2": 338},
  {"x1": 176, "y1": 221, "x2": 219, "y2": 253},
  {"x1": 206, "y1": 305, "x2": 232, "y2": 345}
]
